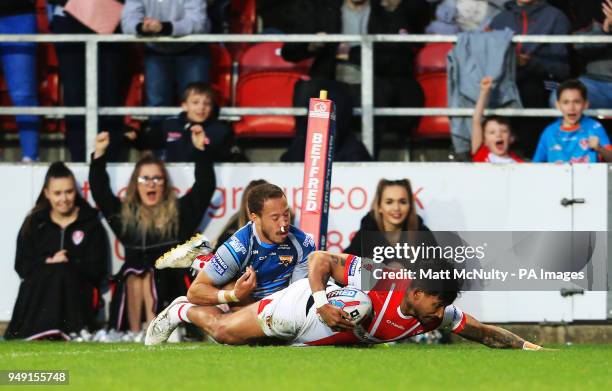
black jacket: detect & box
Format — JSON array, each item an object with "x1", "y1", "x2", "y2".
[
  {"x1": 131, "y1": 112, "x2": 234, "y2": 162},
  {"x1": 14, "y1": 199, "x2": 108, "y2": 284},
  {"x1": 281, "y1": 0, "x2": 426, "y2": 80},
  {"x1": 0, "y1": 0, "x2": 35, "y2": 16},
  {"x1": 344, "y1": 211, "x2": 435, "y2": 258},
  {"x1": 88, "y1": 150, "x2": 216, "y2": 270},
  {"x1": 5, "y1": 200, "x2": 109, "y2": 339}
]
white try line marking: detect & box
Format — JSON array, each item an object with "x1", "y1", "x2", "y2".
[{"x1": 1, "y1": 344, "x2": 206, "y2": 358}]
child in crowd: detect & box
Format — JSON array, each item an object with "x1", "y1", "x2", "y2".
[
  {"x1": 126, "y1": 82, "x2": 235, "y2": 162},
  {"x1": 533, "y1": 79, "x2": 612, "y2": 163},
  {"x1": 471, "y1": 76, "x2": 523, "y2": 163}
]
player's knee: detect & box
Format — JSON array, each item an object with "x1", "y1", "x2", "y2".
[{"x1": 212, "y1": 323, "x2": 239, "y2": 345}]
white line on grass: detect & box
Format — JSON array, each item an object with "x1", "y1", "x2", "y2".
[{"x1": 2, "y1": 344, "x2": 206, "y2": 358}]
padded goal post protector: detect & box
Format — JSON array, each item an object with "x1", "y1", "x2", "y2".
[{"x1": 299, "y1": 92, "x2": 336, "y2": 250}]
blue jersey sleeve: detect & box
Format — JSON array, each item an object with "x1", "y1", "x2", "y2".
[
  {"x1": 289, "y1": 230, "x2": 316, "y2": 283},
  {"x1": 532, "y1": 129, "x2": 550, "y2": 162},
  {"x1": 592, "y1": 121, "x2": 611, "y2": 147},
  {"x1": 201, "y1": 225, "x2": 250, "y2": 286}
]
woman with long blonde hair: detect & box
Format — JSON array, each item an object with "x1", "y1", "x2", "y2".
[
  {"x1": 89, "y1": 130, "x2": 215, "y2": 340},
  {"x1": 344, "y1": 178, "x2": 433, "y2": 257}
]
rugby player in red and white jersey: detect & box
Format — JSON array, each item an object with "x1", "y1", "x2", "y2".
[{"x1": 145, "y1": 251, "x2": 544, "y2": 350}]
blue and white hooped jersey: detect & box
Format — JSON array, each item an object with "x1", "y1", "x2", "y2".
[{"x1": 202, "y1": 222, "x2": 315, "y2": 298}]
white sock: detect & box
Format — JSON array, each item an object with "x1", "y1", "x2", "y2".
[{"x1": 169, "y1": 302, "x2": 195, "y2": 324}]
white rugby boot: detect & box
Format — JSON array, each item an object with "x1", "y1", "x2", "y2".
[
  {"x1": 155, "y1": 233, "x2": 213, "y2": 269},
  {"x1": 145, "y1": 296, "x2": 189, "y2": 346}
]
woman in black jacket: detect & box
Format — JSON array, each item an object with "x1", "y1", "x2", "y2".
[
  {"x1": 344, "y1": 178, "x2": 434, "y2": 259},
  {"x1": 89, "y1": 130, "x2": 215, "y2": 339},
  {"x1": 5, "y1": 162, "x2": 109, "y2": 340}
]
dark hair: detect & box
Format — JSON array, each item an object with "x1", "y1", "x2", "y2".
[
  {"x1": 182, "y1": 82, "x2": 216, "y2": 103},
  {"x1": 247, "y1": 183, "x2": 286, "y2": 216},
  {"x1": 556, "y1": 79, "x2": 588, "y2": 101},
  {"x1": 409, "y1": 258, "x2": 462, "y2": 306},
  {"x1": 482, "y1": 115, "x2": 512, "y2": 132},
  {"x1": 24, "y1": 162, "x2": 83, "y2": 233}
]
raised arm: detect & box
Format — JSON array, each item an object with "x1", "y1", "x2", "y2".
[
  {"x1": 307, "y1": 251, "x2": 354, "y2": 330},
  {"x1": 458, "y1": 313, "x2": 543, "y2": 350},
  {"x1": 471, "y1": 77, "x2": 492, "y2": 155},
  {"x1": 89, "y1": 132, "x2": 122, "y2": 221}
]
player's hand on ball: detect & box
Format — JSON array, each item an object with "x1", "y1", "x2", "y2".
[
  {"x1": 317, "y1": 304, "x2": 354, "y2": 331},
  {"x1": 94, "y1": 132, "x2": 110, "y2": 158},
  {"x1": 191, "y1": 125, "x2": 209, "y2": 151},
  {"x1": 234, "y1": 266, "x2": 257, "y2": 301}
]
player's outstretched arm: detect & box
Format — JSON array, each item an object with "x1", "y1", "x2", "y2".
[
  {"x1": 307, "y1": 251, "x2": 354, "y2": 330},
  {"x1": 458, "y1": 313, "x2": 543, "y2": 350},
  {"x1": 187, "y1": 266, "x2": 256, "y2": 306}
]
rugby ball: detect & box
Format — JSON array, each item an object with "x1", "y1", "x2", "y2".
[{"x1": 326, "y1": 287, "x2": 372, "y2": 325}]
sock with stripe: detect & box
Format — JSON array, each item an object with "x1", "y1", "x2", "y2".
[{"x1": 169, "y1": 302, "x2": 195, "y2": 324}]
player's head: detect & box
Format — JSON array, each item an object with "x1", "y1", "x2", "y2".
[
  {"x1": 122, "y1": 154, "x2": 178, "y2": 239},
  {"x1": 404, "y1": 259, "x2": 461, "y2": 323},
  {"x1": 482, "y1": 115, "x2": 513, "y2": 157},
  {"x1": 248, "y1": 183, "x2": 290, "y2": 244},
  {"x1": 181, "y1": 82, "x2": 217, "y2": 123},
  {"x1": 239, "y1": 179, "x2": 269, "y2": 226},
  {"x1": 371, "y1": 178, "x2": 417, "y2": 232},
  {"x1": 556, "y1": 79, "x2": 589, "y2": 127},
  {"x1": 35, "y1": 162, "x2": 82, "y2": 217}
]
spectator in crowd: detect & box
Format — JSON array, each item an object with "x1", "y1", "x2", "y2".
[
  {"x1": 426, "y1": 0, "x2": 507, "y2": 34},
  {"x1": 214, "y1": 179, "x2": 268, "y2": 249},
  {"x1": 344, "y1": 178, "x2": 434, "y2": 258},
  {"x1": 0, "y1": 0, "x2": 40, "y2": 162},
  {"x1": 125, "y1": 82, "x2": 236, "y2": 162},
  {"x1": 549, "y1": 0, "x2": 612, "y2": 109},
  {"x1": 471, "y1": 76, "x2": 523, "y2": 162},
  {"x1": 488, "y1": 0, "x2": 571, "y2": 108},
  {"x1": 49, "y1": 0, "x2": 129, "y2": 162},
  {"x1": 89, "y1": 129, "x2": 215, "y2": 341},
  {"x1": 122, "y1": 0, "x2": 211, "y2": 124},
  {"x1": 533, "y1": 79, "x2": 612, "y2": 163},
  {"x1": 5, "y1": 162, "x2": 109, "y2": 340},
  {"x1": 280, "y1": 0, "x2": 428, "y2": 161}
]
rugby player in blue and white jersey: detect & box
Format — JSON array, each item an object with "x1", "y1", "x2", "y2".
[{"x1": 146, "y1": 183, "x2": 315, "y2": 344}]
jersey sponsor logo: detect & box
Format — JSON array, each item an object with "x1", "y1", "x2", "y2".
[
  {"x1": 211, "y1": 255, "x2": 228, "y2": 275},
  {"x1": 251, "y1": 250, "x2": 258, "y2": 255},
  {"x1": 386, "y1": 319, "x2": 406, "y2": 330},
  {"x1": 303, "y1": 233, "x2": 315, "y2": 248},
  {"x1": 279, "y1": 255, "x2": 293, "y2": 266},
  {"x1": 278, "y1": 244, "x2": 291, "y2": 250},
  {"x1": 229, "y1": 236, "x2": 247, "y2": 255},
  {"x1": 552, "y1": 144, "x2": 563, "y2": 151},
  {"x1": 348, "y1": 259, "x2": 359, "y2": 276},
  {"x1": 72, "y1": 230, "x2": 84, "y2": 245},
  {"x1": 195, "y1": 254, "x2": 213, "y2": 269}
]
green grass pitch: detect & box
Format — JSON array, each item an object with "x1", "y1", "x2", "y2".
[{"x1": 1, "y1": 342, "x2": 611, "y2": 390}]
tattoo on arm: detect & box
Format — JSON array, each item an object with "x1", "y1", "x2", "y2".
[
  {"x1": 330, "y1": 255, "x2": 346, "y2": 267},
  {"x1": 461, "y1": 323, "x2": 524, "y2": 349}
]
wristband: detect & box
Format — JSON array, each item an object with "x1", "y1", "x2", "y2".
[
  {"x1": 522, "y1": 341, "x2": 542, "y2": 351},
  {"x1": 217, "y1": 290, "x2": 240, "y2": 304},
  {"x1": 312, "y1": 291, "x2": 328, "y2": 309}
]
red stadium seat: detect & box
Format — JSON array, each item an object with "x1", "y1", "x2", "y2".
[
  {"x1": 238, "y1": 42, "x2": 313, "y2": 76},
  {"x1": 209, "y1": 43, "x2": 232, "y2": 107},
  {"x1": 233, "y1": 72, "x2": 305, "y2": 138},
  {"x1": 413, "y1": 72, "x2": 450, "y2": 139},
  {"x1": 415, "y1": 43, "x2": 453, "y2": 76}
]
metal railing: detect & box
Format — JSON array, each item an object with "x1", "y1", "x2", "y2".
[{"x1": 1, "y1": 33, "x2": 612, "y2": 160}]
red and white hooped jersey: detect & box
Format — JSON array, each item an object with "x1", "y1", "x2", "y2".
[{"x1": 305, "y1": 256, "x2": 466, "y2": 345}]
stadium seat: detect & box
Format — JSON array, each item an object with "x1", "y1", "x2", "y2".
[
  {"x1": 415, "y1": 43, "x2": 454, "y2": 76},
  {"x1": 413, "y1": 72, "x2": 450, "y2": 139},
  {"x1": 233, "y1": 72, "x2": 305, "y2": 138},
  {"x1": 227, "y1": 0, "x2": 257, "y2": 59},
  {"x1": 238, "y1": 42, "x2": 313, "y2": 76},
  {"x1": 209, "y1": 43, "x2": 232, "y2": 107}
]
